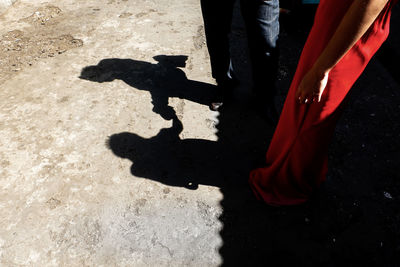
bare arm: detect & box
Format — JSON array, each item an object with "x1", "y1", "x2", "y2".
[{"x1": 296, "y1": 0, "x2": 389, "y2": 104}]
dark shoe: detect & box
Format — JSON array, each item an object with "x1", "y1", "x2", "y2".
[{"x1": 210, "y1": 77, "x2": 239, "y2": 111}]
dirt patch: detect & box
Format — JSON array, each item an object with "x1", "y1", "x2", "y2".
[
  {"x1": 0, "y1": 5, "x2": 82, "y2": 85},
  {"x1": 19, "y1": 5, "x2": 62, "y2": 25},
  {"x1": 193, "y1": 25, "x2": 206, "y2": 50}
]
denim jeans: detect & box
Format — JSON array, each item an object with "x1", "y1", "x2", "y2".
[{"x1": 200, "y1": 0, "x2": 280, "y2": 102}]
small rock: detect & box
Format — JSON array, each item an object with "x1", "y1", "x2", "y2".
[{"x1": 46, "y1": 197, "x2": 61, "y2": 209}]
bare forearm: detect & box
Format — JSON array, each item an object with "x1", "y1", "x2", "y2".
[
  {"x1": 296, "y1": 0, "x2": 390, "y2": 103},
  {"x1": 313, "y1": 0, "x2": 389, "y2": 75}
]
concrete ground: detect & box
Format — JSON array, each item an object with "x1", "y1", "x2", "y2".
[
  {"x1": 1, "y1": 0, "x2": 399, "y2": 266},
  {"x1": 0, "y1": 0, "x2": 224, "y2": 265}
]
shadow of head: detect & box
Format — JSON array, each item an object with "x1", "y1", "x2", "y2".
[
  {"x1": 106, "y1": 132, "x2": 144, "y2": 160},
  {"x1": 79, "y1": 58, "x2": 123, "y2": 83},
  {"x1": 79, "y1": 55, "x2": 188, "y2": 83}
]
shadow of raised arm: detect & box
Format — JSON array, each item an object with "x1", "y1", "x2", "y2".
[{"x1": 80, "y1": 55, "x2": 216, "y2": 120}]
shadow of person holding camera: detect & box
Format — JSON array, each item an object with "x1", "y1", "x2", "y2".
[{"x1": 79, "y1": 55, "x2": 215, "y2": 120}]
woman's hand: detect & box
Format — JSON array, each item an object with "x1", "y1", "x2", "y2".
[
  {"x1": 295, "y1": 67, "x2": 329, "y2": 104},
  {"x1": 294, "y1": 0, "x2": 389, "y2": 105}
]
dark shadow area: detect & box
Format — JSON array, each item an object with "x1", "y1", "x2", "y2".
[
  {"x1": 105, "y1": 108, "x2": 269, "y2": 190},
  {"x1": 81, "y1": 2, "x2": 400, "y2": 266},
  {"x1": 376, "y1": 3, "x2": 400, "y2": 85},
  {"x1": 80, "y1": 55, "x2": 215, "y2": 120},
  {"x1": 219, "y1": 3, "x2": 400, "y2": 266}
]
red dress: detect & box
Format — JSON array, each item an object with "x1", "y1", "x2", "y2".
[{"x1": 249, "y1": 0, "x2": 397, "y2": 206}]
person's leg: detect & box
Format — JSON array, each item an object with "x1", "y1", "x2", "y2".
[
  {"x1": 241, "y1": 0, "x2": 280, "y2": 121},
  {"x1": 200, "y1": 0, "x2": 237, "y2": 110}
]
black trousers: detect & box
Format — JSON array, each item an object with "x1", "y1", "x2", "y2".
[{"x1": 200, "y1": 0, "x2": 280, "y2": 101}]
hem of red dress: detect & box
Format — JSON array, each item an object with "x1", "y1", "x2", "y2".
[{"x1": 249, "y1": 169, "x2": 309, "y2": 207}]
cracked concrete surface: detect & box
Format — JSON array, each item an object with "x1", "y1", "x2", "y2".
[{"x1": 0, "y1": 0, "x2": 223, "y2": 265}]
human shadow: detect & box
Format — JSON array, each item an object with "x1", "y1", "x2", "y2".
[
  {"x1": 106, "y1": 102, "x2": 271, "y2": 190},
  {"x1": 79, "y1": 55, "x2": 215, "y2": 120},
  {"x1": 106, "y1": 112, "x2": 226, "y2": 190}
]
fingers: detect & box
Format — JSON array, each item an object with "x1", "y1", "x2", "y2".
[
  {"x1": 297, "y1": 89, "x2": 311, "y2": 104},
  {"x1": 312, "y1": 95, "x2": 318, "y2": 102},
  {"x1": 297, "y1": 95, "x2": 309, "y2": 104},
  {"x1": 296, "y1": 83, "x2": 322, "y2": 104},
  {"x1": 296, "y1": 86, "x2": 307, "y2": 104},
  {"x1": 297, "y1": 91, "x2": 320, "y2": 104}
]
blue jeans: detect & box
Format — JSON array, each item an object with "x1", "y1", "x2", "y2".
[{"x1": 200, "y1": 0, "x2": 280, "y2": 102}]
